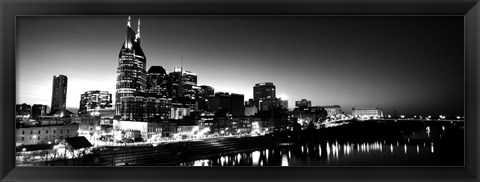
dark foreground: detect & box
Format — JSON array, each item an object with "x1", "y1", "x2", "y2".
[{"x1": 28, "y1": 119, "x2": 464, "y2": 166}]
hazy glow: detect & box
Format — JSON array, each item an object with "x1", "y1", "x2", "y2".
[{"x1": 16, "y1": 16, "x2": 464, "y2": 115}]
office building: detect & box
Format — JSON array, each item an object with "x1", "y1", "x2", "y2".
[
  {"x1": 50, "y1": 74, "x2": 68, "y2": 113},
  {"x1": 352, "y1": 107, "x2": 384, "y2": 119},
  {"x1": 295, "y1": 99, "x2": 312, "y2": 108},
  {"x1": 117, "y1": 96, "x2": 171, "y2": 122},
  {"x1": 31, "y1": 104, "x2": 48, "y2": 119},
  {"x1": 169, "y1": 67, "x2": 198, "y2": 99},
  {"x1": 197, "y1": 85, "x2": 214, "y2": 111},
  {"x1": 208, "y1": 92, "x2": 245, "y2": 117},
  {"x1": 78, "y1": 90, "x2": 113, "y2": 116},
  {"x1": 253, "y1": 82, "x2": 276, "y2": 108},
  {"x1": 318, "y1": 105, "x2": 342, "y2": 116},
  {"x1": 16, "y1": 103, "x2": 31, "y2": 118},
  {"x1": 259, "y1": 98, "x2": 288, "y2": 111},
  {"x1": 146, "y1": 66, "x2": 170, "y2": 98},
  {"x1": 116, "y1": 17, "x2": 147, "y2": 115}
]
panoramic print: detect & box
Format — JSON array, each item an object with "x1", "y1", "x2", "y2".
[{"x1": 15, "y1": 16, "x2": 464, "y2": 166}]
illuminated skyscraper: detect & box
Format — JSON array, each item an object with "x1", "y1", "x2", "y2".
[
  {"x1": 146, "y1": 66, "x2": 169, "y2": 98},
  {"x1": 79, "y1": 90, "x2": 113, "y2": 116},
  {"x1": 51, "y1": 74, "x2": 68, "y2": 112},
  {"x1": 253, "y1": 82, "x2": 275, "y2": 109},
  {"x1": 169, "y1": 67, "x2": 197, "y2": 99},
  {"x1": 116, "y1": 16, "x2": 146, "y2": 115}
]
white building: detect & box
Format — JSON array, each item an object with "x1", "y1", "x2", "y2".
[
  {"x1": 352, "y1": 107, "x2": 384, "y2": 119},
  {"x1": 318, "y1": 105, "x2": 342, "y2": 116},
  {"x1": 113, "y1": 120, "x2": 162, "y2": 140}
]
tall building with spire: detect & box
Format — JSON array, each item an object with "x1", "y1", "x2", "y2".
[{"x1": 116, "y1": 16, "x2": 147, "y2": 115}]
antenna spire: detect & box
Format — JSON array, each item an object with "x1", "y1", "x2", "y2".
[
  {"x1": 127, "y1": 16, "x2": 131, "y2": 27},
  {"x1": 137, "y1": 19, "x2": 141, "y2": 37}
]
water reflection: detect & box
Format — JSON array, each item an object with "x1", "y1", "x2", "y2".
[
  {"x1": 252, "y1": 151, "x2": 260, "y2": 165},
  {"x1": 179, "y1": 121, "x2": 462, "y2": 166},
  {"x1": 281, "y1": 154, "x2": 289, "y2": 166}
]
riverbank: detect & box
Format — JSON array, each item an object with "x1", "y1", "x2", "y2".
[{"x1": 29, "y1": 119, "x2": 463, "y2": 166}]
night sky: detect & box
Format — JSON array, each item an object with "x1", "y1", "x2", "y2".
[{"x1": 16, "y1": 16, "x2": 464, "y2": 116}]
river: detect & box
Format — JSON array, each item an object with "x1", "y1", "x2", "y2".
[{"x1": 179, "y1": 120, "x2": 464, "y2": 166}]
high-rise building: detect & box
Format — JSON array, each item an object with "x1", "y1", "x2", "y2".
[
  {"x1": 31, "y1": 104, "x2": 48, "y2": 118},
  {"x1": 116, "y1": 16, "x2": 146, "y2": 115},
  {"x1": 208, "y1": 92, "x2": 244, "y2": 117},
  {"x1": 51, "y1": 75, "x2": 68, "y2": 112},
  {"x1": 199, "y1": 85, "x2": 214, "y2": 98},
  {"x1": 197, "y1": 85, "x2": 214, "y2": 111},
  {"x1": 146, "y1": 66, "x2": 170, "y2": 98},
  {"x1": 259, "y1": 98, "x2": 288, "y2": 111},
  {"x1": 78, "y1": 90, "x2": 113, "y2": 115},
  {"x1": 253, "y1": 82, "x2": 276, "y2": 108},
  {"x1": 169, "y1": 67, "x2": 198, "y2": 99},
  {"x1": 295, "y1": 99, "x2": 312, "y2": 108},
  {"x1": 118, "y1": 96, "x2": 171, "y2": 122}
]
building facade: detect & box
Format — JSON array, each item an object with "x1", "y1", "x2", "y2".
[
  {"x1": 146, "y1": 66, "x2": 170, "y2": 98},
  {"x1": 295, "y1": 99, "x2": 312, "y2": 108},
  {"x1": 117, "y1": 96, "x2": 171, "y2": 122},
  {"x1": 79, "y1": 90, "x2": 113, "y2": 116},
  {"x1": 31, "y1": 104, "x2": 48, "y2": 119},
  {"x1": 197, "y1": 85, "x2": 214, "y2": 111},
  {"x1": 208, "y1": 92, "x2": 245, "y2": 117},
  {"x1": 16, "y1": 103, "x2": 31, "y2": 118},
  {"x1": 319, "y1": 105, "x2": 342, "y2": 116},
  {"x1": 259, "y1": 98, "x2": 288, "y2": 111},
  {"x1": 245, "y1": 106, "x2": 258, "y2": 116},
  {"x1": 253, "y1": 82, "x2": 276, "y2": 108},
  {"x1": 116, "y1": 17, "x2": 147, "y2": 115},
  {"x1": 352, "y1": 107, "x2": 384, "y2": 119},
  {"x1": 51, "y1": 74, "x2": 68, "y2": 112},
  {"x1": 169, "y1": 67, "x2": 198, "y2": 99},
  {"x1": 16, "y1": 123, "x2": 79, "y2": 146}
]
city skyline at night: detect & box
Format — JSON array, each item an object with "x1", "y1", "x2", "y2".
[{"x1": 16, "y1": 16, "x2": 464, "y2": 116}]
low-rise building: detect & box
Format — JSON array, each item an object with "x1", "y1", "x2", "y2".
[
  {"x1": 317, "y1": 105, "x2": 342, "y2": 116},
  {"x1": 16, "y1": 123, "x2": 79, "y2": 146},
  {"x1": 352, "y1": 107, "x2": 384, "y2": 119}
]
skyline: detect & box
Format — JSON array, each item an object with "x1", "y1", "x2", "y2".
[{"x1": 16, "y1": 16, "x2": 464, "y2": 116}]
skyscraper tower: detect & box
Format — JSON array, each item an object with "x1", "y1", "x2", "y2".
[
  {"x1": 51, "y1": 74, "x2": 68, "y2": 112},
  {"x1": 116, "y1": 16, "x2": 146, "y2": 115},
  {"x1": 253, "y1": 82, "x2": 276, "y2": 108},
  {"x1": 146, "y1": 66, "x2": 170, "y2": 98}
]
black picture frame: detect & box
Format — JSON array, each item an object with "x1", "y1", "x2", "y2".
[{"x1": 1, "y1": 0, "x2": 479, "y2": 181}]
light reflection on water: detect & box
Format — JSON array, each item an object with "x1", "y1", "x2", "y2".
[
  {"x1": 179, "y1": 122, "x2": 462, "y2": 166},
  {"x1": 181, "y1": 140, "x2": 441, "y2": 166}
]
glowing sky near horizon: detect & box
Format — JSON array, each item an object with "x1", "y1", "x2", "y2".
[{"x1": 16, "y1": 16, "x2": 464, "y2": 115}]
